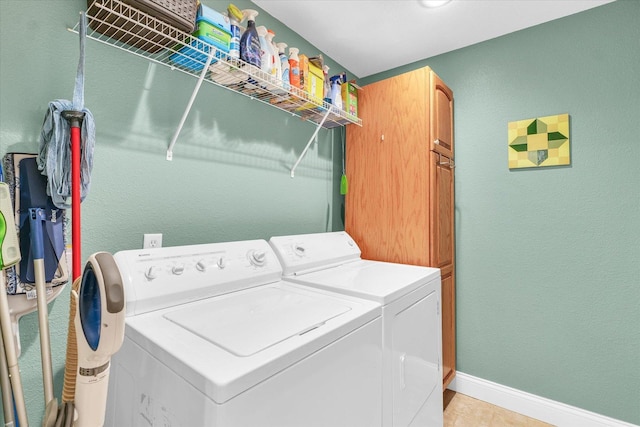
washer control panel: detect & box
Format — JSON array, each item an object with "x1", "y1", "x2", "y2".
[{"x1": 114, "y1": 240, "x2": 281, "y2": 316}]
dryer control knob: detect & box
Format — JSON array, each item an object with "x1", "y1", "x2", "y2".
[
  {"x1": 293, "y1": 245, "x2": 306, "y2": 257},
  {"x1": 249, "y1": 250, "x2": 266, "y2": 267},
  {"x1": 196, "y1": 260, "x2": 207, "y2": 272},
  {"x1": 145, "y1": 266, "x2": 159, "y2": 280},
  {"x1": 217, "y1": 257, "x2": 227, "y2": 269},
  {"x1": 172, "y1": 265, "x2": 185, "y2": 275}
]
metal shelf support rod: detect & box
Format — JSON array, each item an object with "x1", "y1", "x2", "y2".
[
  {"x1": 166, "y1": 49, "x2": 215, "y2": 161},
  {"x1": 290, "y1": 108, "x2": 332, "y2": 178}
]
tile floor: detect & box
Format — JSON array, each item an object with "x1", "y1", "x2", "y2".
[{"x1": 443, "y1": 390, "x2": 554, "y2": 426}]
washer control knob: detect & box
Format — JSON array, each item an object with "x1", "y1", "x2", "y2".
[
  {"x1": 145, "y1": 266, "x2": 159, "y2": 281},
  {"x1": 217, "y1": 257, "x2": 227, "y2": 269},
  {"x1": 196, "y1": 260, "x2": 207, "y2": 272},
  {"x1": 172, "y1": 264, "x2": 185, "y2": 275},
  {"x1": 249, "y1": 250, "x2": 267, "y2": 267}
]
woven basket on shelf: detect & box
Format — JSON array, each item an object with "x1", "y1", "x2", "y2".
[{"x1": 86, "y1": 0, "x2": 197, "y2": 53}]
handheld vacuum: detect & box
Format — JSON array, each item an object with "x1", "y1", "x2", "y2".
[{"x1": 72, "y1": 252, "x2": 125, "y2": 427}]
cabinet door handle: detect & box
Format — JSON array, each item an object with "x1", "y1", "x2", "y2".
[
  {"x1": 434, "y1": 139, "x2": 440, "y2": 145},
  {"x1": 437, "y1": 153, "x2": 455, "y2": 169}
]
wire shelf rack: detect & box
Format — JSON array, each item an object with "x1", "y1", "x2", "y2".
[{"x1": 70, "y1": 0, "x2": 361, "y2": 131}]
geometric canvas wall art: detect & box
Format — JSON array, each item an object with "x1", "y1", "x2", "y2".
[{"x1": 508, "y1": 113, "x2": 570, "y2": 169}]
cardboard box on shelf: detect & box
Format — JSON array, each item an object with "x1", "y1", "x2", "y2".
[{"x1": 342, "y1": 81, "x2": 360, "y2": 119}]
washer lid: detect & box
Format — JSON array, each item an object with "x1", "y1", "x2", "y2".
[
  {"x1": 287, "y1": 260, "x2": 441, "y2": 304},
  {"x1": 164, "y1": 286, "x2": 350, "y2": 356},
  {"x1": 123, "y1": 282, "x2": 381, "y2": 404}
]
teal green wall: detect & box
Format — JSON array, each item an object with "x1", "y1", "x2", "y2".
[
  {"x1": 366, "y1": 0, "x2": 639, "y2": 424},
  {"x1": 0, "y1": 1, "x2": 349, "y2": 423}
]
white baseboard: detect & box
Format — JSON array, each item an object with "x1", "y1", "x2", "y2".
[{"x1": 448, "y1": 372, "x2": 639, "y2": 427}]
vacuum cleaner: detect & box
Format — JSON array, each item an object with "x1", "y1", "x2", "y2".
[{"x1": 71, "y1": 252, "x2": 125, "y2": 427}]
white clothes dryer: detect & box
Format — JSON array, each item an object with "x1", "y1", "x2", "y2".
[
  {"x1": 270, "y1": 231, "x2": 443, "y2": 427},
  {"x1": 105, "y1": 239, "x2": 383, "y2": 427}
]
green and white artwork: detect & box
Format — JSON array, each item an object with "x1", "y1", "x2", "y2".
[{"x1": 508, "y1": 113, "x2": 570, "y2": 169}]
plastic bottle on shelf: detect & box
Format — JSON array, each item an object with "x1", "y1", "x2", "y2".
[
  {"x1": 289, "y1": 47, "x2": 301, "y2": 89},
  {"x1": 265, "y1": 29, "x2": 281, "y2": 84},
  {"x1": 330, "y1": 75, "x2": 343, "y2": 110},
  {"x1": 256, "y1": 26, "x2": 274, "y2": 78},
  {"x1": 240, "y1": 9, "x2": 261, "y2": 68},
  {"x1": 323, "y1": 65, "x2": 331, "y2": 104},
  {"x1": 277, "y1": 42, "x2": 290, "y2": 90},
  {"x1": 227, "y1": 3, "x2": 244, "y2": 62}
]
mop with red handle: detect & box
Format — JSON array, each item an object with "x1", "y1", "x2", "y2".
[{"x1": 37, "y1": 11, "x2": 95, "y2": 427}]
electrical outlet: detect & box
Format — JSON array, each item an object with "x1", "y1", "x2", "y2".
[{"x1": 143, "y1": 233, "x2": 163, "y2": 249}]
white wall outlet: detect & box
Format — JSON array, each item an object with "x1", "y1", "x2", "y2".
[{"x1": 143, "y1": 233, "x2": 163, "y2": 249}]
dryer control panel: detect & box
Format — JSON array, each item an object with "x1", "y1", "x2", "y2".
[
  {"x1": 114, "y1": 240, "x2": 282, "y2": 316},
  {"x1": 270, "y1": 232, "x2": 361, "y2": 276}
]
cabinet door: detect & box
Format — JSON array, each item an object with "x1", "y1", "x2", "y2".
[
  {"x1": 431, "y1": 73, "x2": 454, "y2": 159},
  {"x1": 430, "y1": 151, "x2": 456, "y2": 388},
  {"x1": 346, "y1": 68, "x2": 430, "y2": 265}
]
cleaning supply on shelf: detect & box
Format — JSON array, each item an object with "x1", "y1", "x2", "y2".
[
  {"x1": 277, "y1": 42, "x2": 290, "y2": 90},
  {"x1": 227, "y1": 3, "x2": 244, "y2": 61},
  {"x1": 170, "y1": 4, "x2": 232, "y2": 72},
  {"x1": 306, "y1": 56, "x2": 324, "y2": 104},
  {"x1": 256, "y1": 26, "x2": 274, "y2": 77},
  {"x1": 239, "y1": 9, "x2": 261, "y2": 68},
  {"x1": 265, "y1": 29, "x2": 281, "y2": 83},
  {"x1": 289, "y1": 47, "x2": 301, "y2": 89},
  {"x1": 299, "y1": 53, "x2": 309, "y2": 91},
  {"x1": 323, "y1": 65, "x2": 331, "y2": 104},
  {"x1": 330, "y1": 75, "x2": 343, "y2": 110},
  {"x1": 342, "y1": 80, "x2": 361, "y2": 119}
]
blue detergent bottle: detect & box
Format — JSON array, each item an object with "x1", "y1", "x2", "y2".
[{"x1": 239, "y1": 9, "x2": 261, "y2": 69}]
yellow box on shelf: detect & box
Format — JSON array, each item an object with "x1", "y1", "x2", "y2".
[
  {"x1": 296, "y1": 62, "x2": 325, "y2": 111},
  {"x1": 342, "y1": 81, "x2": 360, "y2": 120}
]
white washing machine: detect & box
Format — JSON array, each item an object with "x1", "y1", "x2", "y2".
[
  {"x1": 105, "y1": 239, "x2": 383, "y2": 427},
  {"x1": 269, "y1": 231, "x2": 443, "y2": 427}
]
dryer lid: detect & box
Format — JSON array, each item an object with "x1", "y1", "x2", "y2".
[
  {"x1": 287, "y1": 260, "x2": 441, "y2": 304},
  {"x1": 164, "y1": 286, "x2": 351, "y2": 356}
]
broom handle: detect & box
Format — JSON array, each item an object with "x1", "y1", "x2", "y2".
[
  {"x1": 62, "y1": 111, "x2": 84, "y2": 281},
  {"x1": 0, "y1": 275, "x2": 28, "y2": 426},
  {"x1": 71, "y1": 123, "x2": 81, "y2": 281},
  {"x1": 29, "y1": 208, "x2": 55, "y2": 406},
  {"x1": 35, "y1": 258, "x2": 54, "y2": 404}
]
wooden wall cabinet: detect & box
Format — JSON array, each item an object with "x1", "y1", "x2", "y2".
[{"x1": 345, "y1": 66, "x2": 456, "y2": 389}]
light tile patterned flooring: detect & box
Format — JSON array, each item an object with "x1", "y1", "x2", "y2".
[{"x1": 443, "y1": 390, "x2": 554, "y2": 426}]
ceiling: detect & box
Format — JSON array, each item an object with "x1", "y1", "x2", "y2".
[{"x1": 252, "y1": 0, "x2": 615, "y2": 78}]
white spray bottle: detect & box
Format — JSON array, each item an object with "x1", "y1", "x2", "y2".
[
  {"x1": 323, "y1": 65, "x2": 331, "y2": 104},
  {"x1": 277, "y1": 42, "x2": 290, "y2": 91},
  {"x1": 256, "y1": 25, "x2": 273, "y2": 78},
  {"x1": 265, "y1": 29, "x2": 281, "y2": 84},
  {"x1": 330, "y1": 75, "x2": 343, "y2": 110}
]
